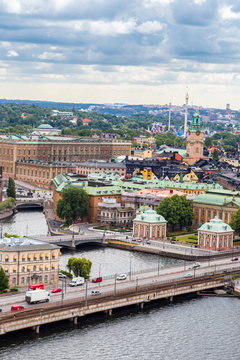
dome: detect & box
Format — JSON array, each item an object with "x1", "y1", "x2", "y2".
[
  {"x1": 198, "y1": 216, "x2": 233, "y2": 233},
  {"x1": 134, "y1": 209, "x2": 167, "y2": 224},
  {"x1": 37, "y1": 124, "x2": 53, "y2": 129}
]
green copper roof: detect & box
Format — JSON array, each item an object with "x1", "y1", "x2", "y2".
[
  {"x1": 198, "y1": 216, "x2": 234, "y2": 233},
  {"x1": 133, "y1": 209, "x2": 166, "y2": 224},
  {"x1": 193, "y1": 193, "x2": 240, "y2": 206},
  {"x1": 37, "y1": 124, "x2": 53, "y2": 129}
]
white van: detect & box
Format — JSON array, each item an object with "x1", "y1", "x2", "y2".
[{"x1": 69, "y1": 277, "x2": 85, "y2": 287}]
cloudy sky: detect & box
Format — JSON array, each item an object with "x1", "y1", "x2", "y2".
[{"x1": 0, "y1": 0, "x2": 240, "y2": 108}]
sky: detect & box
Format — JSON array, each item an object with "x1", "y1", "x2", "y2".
[{"x1": 0, "y1": 0, "x2": 240, "y2": 109}]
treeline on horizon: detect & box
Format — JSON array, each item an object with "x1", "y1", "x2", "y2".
[{"x1": 0, "y1": 102, "x2": 238, "y2": 150}]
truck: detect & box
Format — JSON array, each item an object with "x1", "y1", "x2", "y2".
[
  {"x1": 69, "y1": 277, "x2": 85, "y2": 287},
  {"x1": 25, "y1": 289, "x2": 50, "y2": 304},
  {"x1": 28, "y1": 284, "x2": 44, "y2": 291}
]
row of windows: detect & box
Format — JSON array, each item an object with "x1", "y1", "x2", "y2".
[
  {"x1": 3, "y1": 253, "x2": 57, "y2": 262},
  {"x1": 5, "y1": 264, "x2": 57, "y2": 273},
  {"x1": 12, "y1": 274, "x2": 55, "y2": 285}
]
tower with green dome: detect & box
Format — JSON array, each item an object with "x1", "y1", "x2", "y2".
[{"x1": 185, "y1": 110, "x2": 204, "y2": 165}]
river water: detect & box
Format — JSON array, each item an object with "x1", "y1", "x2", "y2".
[{"x1": 0, "y1": 210, "x2": 239, "y2": 360}]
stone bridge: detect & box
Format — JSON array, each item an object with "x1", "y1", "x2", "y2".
[
  {"x1": 15, "y1": 199, "x2": 44, "y2": 210},
  {"x1": 32, "y1": 234, "x2": 104, "y2": 249}
]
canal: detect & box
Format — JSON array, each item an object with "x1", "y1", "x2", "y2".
[{"x1": 0, "y1": 210, "x2": 239, "y2": 359}]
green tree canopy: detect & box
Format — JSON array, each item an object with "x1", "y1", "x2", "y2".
[
  {"x1": 67, "y1": 257, "x2": 92, "y2": 279},
  {"x1": 230, "y1": 209, "x2": 240, "y2": 236},
  {"x1": 156, "y1": 195, "x2": 194, "y2": 231},
  {"x1": 56, "y1": 187, "x2": 89, "y2": 225},
  {"x1": 7, "y1": 177, "x2": 16, "y2": 199},
  {"x1": 0, "y1": 267, "x2": 9, "y2": 291}
]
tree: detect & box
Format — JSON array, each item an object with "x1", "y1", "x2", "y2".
[
  {"x1": 212, "y1": 149, "x2": 219, "y2": 161},
  {"x1": 156, "y1": 195, "x2": 194, "y2": 231},
  {"x1": 230, "y1": 209, "x2": 240, "y2": 236},
  {"x1": 67, "y1": 257, "x2": 92, "y2": 279},
  {"x1": 7, "y1": 177, "x2": 16, "y2": 199},
  {"x1": 0, "y1": 267, "x2": 9, "y2": 291},
  {"x1": 56, "y1": 188, "x2": 89, "y2": 225}
]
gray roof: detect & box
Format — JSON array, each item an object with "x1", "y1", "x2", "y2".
[
  {"x1": 0, "y1": 236, "x2": 60, "y2": 251},
  {"x1": 76, "y1": 161, "x2": 126, "y2": 169}
]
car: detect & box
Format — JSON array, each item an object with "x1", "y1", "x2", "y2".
[
  {"x1": 51, "y1": 287, "x2": 62, "y2": 293},
  {"x1": 0, "y1": 308, "x2": 2, "y2": 312},
  {"x1": 132, "y1": 237, "x2": 136, "y2": 242},
  {"x1": 146, "y1": 239, "x2": 151, "y2": 245},
  {"x1": 231, "y1": 257, "x2": 239, "y2": 261},
  {"x1": 137, "y1": 239, "x2": 142, "y2": 243},
  {"x1": 184, "y1": 273, "x2": 193, "y2": 278},
  {"x1": 11, "y1": 305, "x2": 24, "y2": 311},
  {"x1": 59, "y1": 273, "x2": 66, "y2": 279},
  {"x1": 92, "y1": 277, "x2": 102, "y2": 283},
  {"x1": 188, "y1": 262, "x2": 200, "y2": 269},
  {"x1": 91, "y1": 290, "x2": 101, "y2": 296},
  {"x1": 117, "y1": 274, "x2": 127, "y2": 281}
]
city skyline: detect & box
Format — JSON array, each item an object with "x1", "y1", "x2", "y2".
[{"x1": 0, "y1": 0, "x2": 240, "y2": 109}]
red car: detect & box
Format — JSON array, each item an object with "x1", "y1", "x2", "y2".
[
  {"x1": 11, "y1": 305, "x2": 24, "y2": 311},
  {"x1": 51, "y1": 287, "x2": 62, "y2": 293},
  {"x1": 231, "y1": 257, "x2": 238, "y2": 261},
  {"x1": 92, "y1": 277, "x2": 102, "y2": 283}
]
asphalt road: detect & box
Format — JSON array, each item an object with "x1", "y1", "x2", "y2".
[{"x1": 1, "y1": 257, "x2": 239, "y2": 313}]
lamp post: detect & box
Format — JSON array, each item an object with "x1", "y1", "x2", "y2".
[
  {"x1": 61, "y1": 277, "x2": 64, "y2": 301},
  {"x1": 158, "y1": 252, "x2": 160, "y2": 276},
  {"x1": 130, "y1": 257, "x2": 132, "y2": 281},
  {"x1": 85, "y1": 280, "x2": 88, "y2": 306}
]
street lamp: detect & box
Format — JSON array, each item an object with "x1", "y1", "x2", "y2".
[
  {"x1": 129, "y1": 257, "x2": 132, "y2": 281},
  {"x1": 158, "y1": 252, "x2": 161, "y2": 276},
  {"x1": 85, "y1": 280, "x2": 88, "y2": 306}
]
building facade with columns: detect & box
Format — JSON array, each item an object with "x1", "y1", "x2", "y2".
[
  {"x1": 0, "y1": 237, "x2": 60, "y2": 287},
  {"x1": 198, "y1": 216, "x2": 234, "y2": 251},
  {"x1": 133, "y1": 208, "x2": 167, "y2": 241},
  {"x1": 193, "y1": 190, "x2": 240, "y2": 229}
]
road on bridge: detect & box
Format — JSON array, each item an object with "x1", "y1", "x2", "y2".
[{"x1": 0, "y1": 257, "x2": 239, "y2": 313}]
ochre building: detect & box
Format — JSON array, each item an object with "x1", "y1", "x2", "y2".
[
  {"x1": 0, "y1": 135, "x2": 131, "y2": 181},
  {"x1": 0, "y1": 237, "x2": 60, "y2": 287}
]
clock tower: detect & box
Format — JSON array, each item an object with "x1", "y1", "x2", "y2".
[{"x1": 185, "y1": 111, "x2": 204, "y2": 165}]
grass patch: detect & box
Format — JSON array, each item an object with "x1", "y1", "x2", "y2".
[{"x1": 177, "y1": 235, "x2": 198, "y2": 244}]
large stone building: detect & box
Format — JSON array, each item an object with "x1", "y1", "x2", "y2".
[
  {"x1": 198, "y1": 216, "x2": 234, "y2": 251},
  {"x1": 193, "y1": 190, "x2": 240, "y2": 229},
  {"x1": 0, "y1": 237, "x2": 60, "y2": 287},
  {"x1": 16, "y1": 160, "x2": 76, "y2": 189},
  {"x1": 0, "y1": 134, "x2": 131, "y2": 180},
  {"x1": 98, "y1": 198, "x2": 134, "y2": 226},
  {"x1": 76, "y1": 160, "x2": 126, "y2": 177}
]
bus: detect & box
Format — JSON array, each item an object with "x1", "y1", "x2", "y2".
[{"x1": 28, "y1": 284, "x2": 44, "y2": 291}]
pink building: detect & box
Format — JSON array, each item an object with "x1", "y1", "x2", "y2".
[
  {"x1": 133, "y1": 208, "x2": 167, "y2": 241},
  {"x1": 198, "y1": 216, "x2": 234, "y2": 251}
]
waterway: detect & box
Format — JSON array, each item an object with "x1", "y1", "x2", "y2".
[{"x1": 0, "y1": 211, "x2": 239, "y2": 359}]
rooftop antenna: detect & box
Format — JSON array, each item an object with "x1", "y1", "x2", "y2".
[
  {"x1": 184, "y1": 87, "x2": 189, "y2": 138},
  {"x1": 168, "y1": 99, "x2": 172, "y2": 132}
]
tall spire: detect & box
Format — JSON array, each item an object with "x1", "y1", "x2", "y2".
[
  {"x1": 184, "y1": 88, "x2": 189, "y2": 138},
  {"x1": 168, "y1": 99, "x2": 171, "y2": 132}
]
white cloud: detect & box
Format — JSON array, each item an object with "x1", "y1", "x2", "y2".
[
  {"x1": 7, "y1": 50, "x2": 19, "y2": 57},
  {"x1": 137, "y1": 21, "x2": 163, "y2": 34},
  {"x1": 38, "y1": 52, "x2": 65, "y2": 60},
  {"x1": 220, "y1": 5, "x2": 240, "y2": 21}
]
